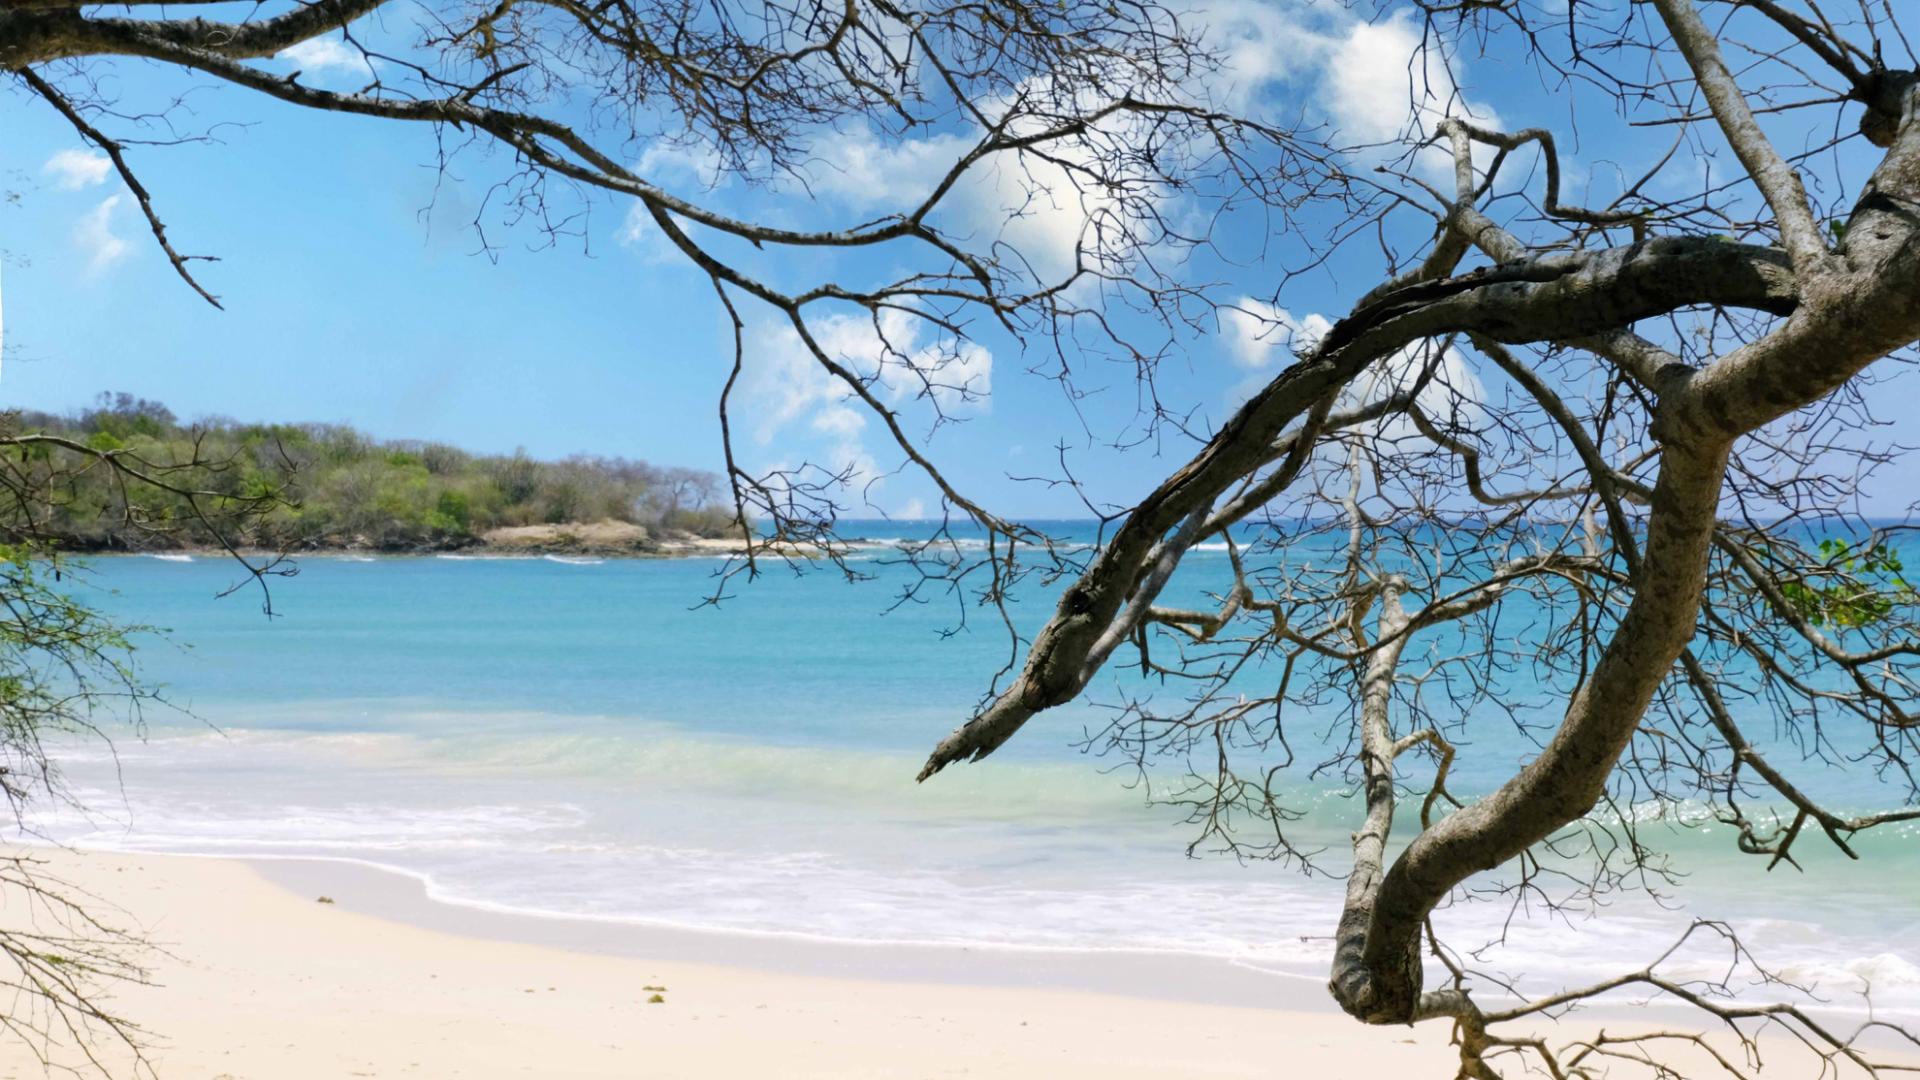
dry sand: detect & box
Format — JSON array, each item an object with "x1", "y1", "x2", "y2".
[
  {"x1": 0, "y1": 848, "x2": 1909, "y2": 1079},
  {"x1": 0, "y1": 848, "x2": 1454, "y2": 1079}
]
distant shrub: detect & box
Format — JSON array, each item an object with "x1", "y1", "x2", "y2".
[
  {"x1": 429, "y1": 490, "x2": 473, "y2": 537},
  {"x1": 5, "y1": 396, "x2": 734, "y2": 551}
]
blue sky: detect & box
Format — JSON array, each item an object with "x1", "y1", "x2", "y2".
[
  {"x1": 4, "y1": 89, "x2": 743, "y2": 478},
  {"x1": 4, "y1": 2, "x2": 1916, "y2": 519}
]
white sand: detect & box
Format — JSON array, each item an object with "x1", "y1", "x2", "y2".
[
  {"x1": 0, "y1": 848, "x2": 1454, "y2": 1079},
  {"x1": 0, "y1": 848, "x2": 1908, "y2": 1079}
]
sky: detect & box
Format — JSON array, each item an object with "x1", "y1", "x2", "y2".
[{"x1": 3, "y1": 1, "x2": 1916, "y2": 520}]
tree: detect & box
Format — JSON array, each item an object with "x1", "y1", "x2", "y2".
[
  {"x1": 8, "y1": 0, "x2": 1920, "y2": 1076},
  {"x1": 0, "y1": 410, "x2": 284, "y2": 1073},
  {"x1": 2, "y1": 1, "x2": 1300, "y2": 1067},
  {"x1": 904, "y1": 2, "x2": 1920, "y2": 1075},
  {"x1": 2, "y1": 0, "x2": 1320, "y2": 545}
]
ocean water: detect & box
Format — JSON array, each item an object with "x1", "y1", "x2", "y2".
[{"x1": 14, "y1": 526, "x2": 1920, "y2": 1018}]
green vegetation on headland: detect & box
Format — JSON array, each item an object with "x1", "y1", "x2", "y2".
[{"x1": 3, "y1": 393, "x2": 739, "y2": 555}]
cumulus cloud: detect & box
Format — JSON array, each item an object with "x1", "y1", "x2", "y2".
[
  {"x1": 1219, "y1": 298, "x2": 1483, "y2": 442},
  {"x1": 1202, "y1": 4, "x2": 1500, "y2": 179},
  {"x1": 951, "y1": 147, "x2": 1111, "y2": 285},
  {"x1": 1341, "y1": 339, "x2": 1486, "y2": 442},
  {"x1": 278, "y1": 36, "x2": 375, "y2": 76},
  {"x1": 615, "y1": 203, "x2": 679, "y2": 262},
  {"x1": 738, "y1": 319, "x2": 885, "y2": 508},
  {"x1": 751, "y1": 308, "x2": 993, "y2": 432},
  {"x1": 1210, "y1": 11, "x2": 1502, "y2": 375},
  {"x1": 798, "y1": 124, "x2": 971, "y2": 209},
  {"x1": 616, "y1": 142, "x2": 735, "y2": 255},
  {"x1": 1221, "y1": 298, "x2": 1333, "y2": 368},
  {"x1": 615, "y1": 5, "x2": 1499, "y2": 296},
  {"x1": 1197, "y1": 0, "x2": 1339, "y2": 108},
  {"x1": 636, "y1": 141, "x2": 730, "y2": 190},
  {"x1": 624, "y1": 115, "x2": 1122, "y2": 287},
  {"x1": 791, "y1": 79, "x2": 1167, "y2": 288},
  {"x1": 824, "y1": 144, "x2": 1098, "y2": 287},
  {"x1": 807, "y1": 9, "x2": 1494, "y2": 288},
  {"x1": 1209, "y1": 4, "x2": 1502, "y2": 149},
  {"x1": 1322, "y1": 13, "x2": 1501, "y2": 178},
  {"x1": 739, "y1": 309, "x2": 992, "y2": 513},
  {"x1": 44, "y1": 149, "x2": 112, "y2": 190},
  {"x1": 75, "y1": 195, "x2": 129, "y2": 274}
]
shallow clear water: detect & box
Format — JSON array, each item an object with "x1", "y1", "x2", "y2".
[{"x1": 16, "y1": 530, "x2": 1920, "y2": 1016}]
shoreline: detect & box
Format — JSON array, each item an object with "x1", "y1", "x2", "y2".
[
  {"x1": 2, "y1": 847, "x2": 1913, "y2": 1079},
  {"x1": 242, "y1": 851, "x2": 1333, "y2": 1008},
  {"x1": 67, "y1": 535, "x2": 898, "y2": 561},
  {"x1": 0, "y1": 846, "x2": 1456, "y2": 1079},
  {"x1": 136, "y1": 849, "x2": 1920, "y2": 1026},
  {"x1": 61, "y1": 537, "x2": 767, "y2": 561}
]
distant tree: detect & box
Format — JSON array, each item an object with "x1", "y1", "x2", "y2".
[
  {"x1": 651, "y1": 467, "x2": 718, "y2": 521},
  {"x1": 6, "y1": 404, "x2": 721, "y2": 550},
  {"x1": 0, "y1": 395, "x2": 736, "y2": 1066},
  {"x1": 79, "y1": 395, "x2": 174, "y2": 440},
  {"x1": 490, "y1": 449, "x2": 540, "y2": 510},
  {"x1": 416, "y1": 443, "x2": 467, "y2": 477}
]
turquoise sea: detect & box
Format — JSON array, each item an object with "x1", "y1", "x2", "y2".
[{"x1": 17, "y1": 524, "x2": 1920, "y2": 1017}]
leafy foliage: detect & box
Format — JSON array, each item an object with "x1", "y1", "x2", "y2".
[
  {"x1": 5, "y1": 393, "x2": 735, "y2": 552},
  {"x1": 0, "y1": 542, "x2": 153, "y2": 808},
  {"x1": 1777, "y1": 538, "x2": 1916, "y2": 629}
]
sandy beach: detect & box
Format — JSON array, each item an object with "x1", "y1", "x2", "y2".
[
  {"x1": 0, "y1": 848, "x2": 1915, "y2": 1079},
  {"x1": 0, "y1": 847, "x2": 1457, "y2": 1079}
]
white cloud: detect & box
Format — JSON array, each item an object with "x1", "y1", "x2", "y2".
[
  {"x1": 615, "y1": 202, "x2": 679, "y2": 262},
  {"x1": 614, "y1": 6, "x2": 1496, "y2": 298},
  {"x1": 636, "y1": 141, "x2": 730, "y2": 190},
  {"x1": 617, "y1": 142, "x2": 735, "y2": 255},
  {"x1": 739, "y1": 309, "x2": 992, "y2": 513},
  {"x1": 279, "y1": 37, "x2": 375, "y2": 76},
  {"x1": 1219, "y1": 299, "x2": 1483, "y2": 441},
  {"x1": 1220, "y1": 298, "x2": 1333, "y2": 368},
  {"x1": 953, "y1": 149, "x2": 1105, "y2": 284},
  {"x1": 754, "y1": 308, "x2": 993, "y2": 431},
  {"x1": 1197, "y1": 0, "x2": 1339, "y2": 108},
  {"x1": 75, "y1": 195, "x2": 129, "y2": 275},
  {"x1": 789, "y1": 128, "x2": 1109, "y2": 287},
  {"x1": 44, "y1": 149, "x2": 111, "y2": 190},
  {"x1": 799, "y1": 124, "x2": 971, "y2": 209},
  {"x1": 1210, "y1": 11, "x2": 1506, "y2": 387},
  {"x1": 1326, "y1": 17, "x2": 1433, "y2": 145},
  {"x1": 791, "y1": 74, "x2": 1169, "y2": 289},
  {"x1": 1322, "y1": 13, "x2": 1501, "y2": 178},
  {"x1": 1205, "y1": 5, "x2": 1502, "y2": 177},
  {"x1": 1193, "y1": 4, "x2": 1506, "y2": 153},
  {"x1": 1339, "y1": 339, "x2": 1486, "y2": 440},
  {"x1": 794, "y1": 11, "x2": 1497, "y2": 286}
]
